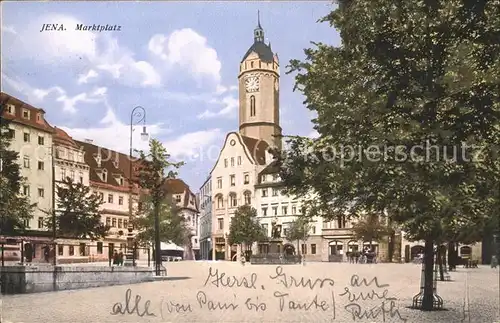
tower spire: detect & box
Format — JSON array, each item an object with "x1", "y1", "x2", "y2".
[{"x1": 254, "y1": 10, "x2": 264, "y2": 43}]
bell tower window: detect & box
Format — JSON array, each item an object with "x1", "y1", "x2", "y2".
[{"x1": 250, "y1": 96, "x2": 256, "y2": 116}]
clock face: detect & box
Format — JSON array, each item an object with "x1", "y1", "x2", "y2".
[{"x1": 245, "y1": 76, "x2": 259, "y2": 93}]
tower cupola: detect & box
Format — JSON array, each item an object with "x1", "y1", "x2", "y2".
[{"x1": 254, "y1": 10, "x2": 264, "y2": 43}]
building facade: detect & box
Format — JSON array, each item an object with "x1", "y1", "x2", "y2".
[
  {"x1": 1, "y1": 92, "x2": 55, "y2": 257},
  {"x1": 165, "y1": 178, "x2": 200, "y2": 260},
  {"x1": 254, "y1": 162, "x2": 325, "y2": 261},
  {"x1": 74, "y1": 139, "x2": 148, "y2": 262},
  {"x1": 210, "y1": 132, "x2": 270, "y2": 260},
  {"x1": 198, "y1": 176, "x2": 212, "y2": 260}
]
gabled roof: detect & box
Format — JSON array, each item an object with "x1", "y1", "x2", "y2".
[
  {"x1": 164, "y1": 178, "x2": 199, "y2": 212},
  {"x1": 0, "y1": 92, "x2": 55, "y2": 134},
  {"x1": 210, "y1": 132, "x2": 270, "y2": 174}
]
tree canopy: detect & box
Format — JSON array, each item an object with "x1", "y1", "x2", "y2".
[
  {"x1": 284, "y1": 217, "x2": 311, "y2": 243},
  {"x1": 45, "y1": 177, "x2": 109, "y2": 240},
  {"x1": 132, "y1": 194, "x2": 190, "y2": 247},
  {"x1": 0, "y1": 106, "x2": 35, "y2": 234},
  {"x1": 135, "y1": 139, "x2": 184, "y2": 203},
  {"x1": 275, "y1": 0, "x2": 499, "y2": 310},
  {"x1": 351, "y1": 214, "x2": 390, "y2": 246},
  {"x1": 277, "y1": 0, "x2": 499, "y2": 244},
  {"x1": 228, "y1": 205, "x2": 266, "y2": 246}
]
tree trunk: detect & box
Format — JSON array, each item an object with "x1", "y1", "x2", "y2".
[
  {"x1": 447, "y1": 242, "x2": 457, "y2": 270},
  {"x1": 442, "y1": 246, "x2": 447, "y2": 269},
  {"x1": 438, "y1": 245, "x2": 444, "y2": 281},
  {"x1": 388, "y1": 230, "x2": 395, "y2": 262},
  {"x1": 422, "y1": 239, "x2": 435, "y2": 311}
]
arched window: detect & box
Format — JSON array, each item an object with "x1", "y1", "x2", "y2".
[
  {"x1": 250, "y1": 96, "x2": 256, "y2": 116},
  {"x1": 244, "y1": 191, "x2": 251, "y2": 205},
  {"x1": 229, "y1": 192, "x2": 237, "y2": 207},
  {"x1": 216, "y1": 194, "x2": 224, "y2": 209}
]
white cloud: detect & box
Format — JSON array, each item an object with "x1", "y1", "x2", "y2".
[
  {"x1": 95, "y1": 36, "x2": 161, "y2": 87},
  {"x1": 62, "y1": 106, "x2": 220, "y2": 162},
  {"x1": 77, "y1": 70, "x2": 98, "y2": 84},
  {"x1": 215, "y1": 84, "x2": 238, "y2": 95},
  {"x1": 148, "y1": 29, "x2": 221, "y2": 83},
  {"x1": 163, "y1": 129, "x2": 222, "y2": 159},
  {"x1": 62, "y1": 105, "x2": 169, "y2": 155},
  {"x1": 2, "y1": 25, "x2": 17, "y2": 35},
  {"x1": 8, "y1": 14, "x2": 97, "y2": 63},
  {"x1": 197, "y1": 96, "x2": 238, "y2": 119},
  {"x1": 2, "y1": 72, "x2": 107, "y2": 114},
  {"x1": 308, "y1": 130, "x2": 320, "y2": 138},
  {"x1": 32, "y1": 86, "x2": 65, "y2": 101},
  {"x1": 5, "y1": 14, "x2": 159, "y2": 88}
]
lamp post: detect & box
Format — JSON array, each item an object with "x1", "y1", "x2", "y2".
[
  {"x1": 127, "y1": 106, "x2": 148, "y2": 267},
  {"x1": 51, "y1": 144, "x2": 57, "y2": 265}
]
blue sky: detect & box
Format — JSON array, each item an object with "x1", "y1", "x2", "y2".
[{"x1": 1, "y1": 1, "x2": 340, "y2": 191}]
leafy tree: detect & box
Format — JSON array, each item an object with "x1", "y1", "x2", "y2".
[
  {"x1": 276, "y1": 0, "x2": 499, "y2": 311},
  {"x1": 285, "y1": 217, "x2": 311, "y2": 255},
  {"x1": 135, "y1": 139, "x2": 184, "y2": 270},
  {"x1": 45, "y1": 177, "x2": 109, "y2": 239},
  {"x1": 351, "y1": 214, "x2": 389, "y2": 250},
  {"x1": 228, "y1": 205, "x2": 266, "y2": 253},
  {"x1": 0, "y1": 105, "x2": 35, "y2": 234},
  {"x1": 132, "y1": 194, "x2": 190, "y2": 247}
]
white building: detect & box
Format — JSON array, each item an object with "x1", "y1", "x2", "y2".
[
  {"x1": 51, "y1": 129, "x2": 93, "y2": 262},
  {"x1": 74, "y1": 139, "x2": 147, "y2": 263},
  {"x1": 210, "y1": 132, "x2": 272, "y2": 260},
  {"x1": 165, "y1": 178, "x2": 200, "y2": 260},
  {"x1": 198, "y1": 176, "x2": 212, "y2": 260},
  {"x1": 254, "y1": 162, "x2": 325, "y2": 261},
  {"x1": 1, "y1": 92, "x2": 55, "y2": 258}
]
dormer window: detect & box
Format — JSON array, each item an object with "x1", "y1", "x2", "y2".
[
  {"x1": 119, "y1": 177, "x2": 124, "y2": 186},
  {"x1": 112, "y1": 160, "x2": 118, "y2": 168},
  {"x1": 6, "y1": 104, "x2": 15, "y2": 114},
  {"x1": 36, "y1": 113, "x2": 41, "y2": 122},
  {"x1": 102, "y1": 169, "x2": 107, "y2": 182},
  {"x1": 22, "y1": 109, "x2": 30, "y2": 119},
  {"x1": 175, "y1": 195, "x2": 181, "y2": 203},
  {"x1": 95, "y1": 154, "x2": 102, "y2": 167}
]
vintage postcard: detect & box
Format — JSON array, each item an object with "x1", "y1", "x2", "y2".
[{"x1": 1, "y1": 1, "x2": 499, "y2": 322}]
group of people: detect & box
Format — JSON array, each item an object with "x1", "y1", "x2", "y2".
[
  {"x1": 112, "y1": 250, "x2": 125, "y2": 266},
  {"x1": 346, "y1": 248, "x2": 377, "y2": 264}
]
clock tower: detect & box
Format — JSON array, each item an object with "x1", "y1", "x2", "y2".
[{"x1": 238, "y1": 12, "x2": 282, "y2": 150}]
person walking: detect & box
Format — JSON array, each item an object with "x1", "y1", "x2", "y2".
[
  {"x1": 112, "y1": 250, "x2": 119, "y2": 266},
  {"x1": 118, "y1": 250, "x2": 124, "y2": 266}
]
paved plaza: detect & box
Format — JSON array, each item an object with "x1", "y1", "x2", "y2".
[{"x1": 1, "y1": 262, "x2": 499, "y2": 323}]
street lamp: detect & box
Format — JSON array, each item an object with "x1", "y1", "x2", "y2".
[{"x1": 127, "y1": 106, "x2": 148, "y2": 267}]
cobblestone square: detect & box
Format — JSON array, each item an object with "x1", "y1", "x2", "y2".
[{"x1": 1, "y1": 262, "x2": 499, "y2": 323}]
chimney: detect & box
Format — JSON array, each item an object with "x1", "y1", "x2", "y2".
[{"x1": 84, "y1": 139, "x2": 93, "y2": 143}]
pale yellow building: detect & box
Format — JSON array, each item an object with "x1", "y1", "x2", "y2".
[{"x1": 1, "y1": 92, "x2": 55, "y2": 258}]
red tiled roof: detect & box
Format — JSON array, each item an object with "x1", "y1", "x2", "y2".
[
  {"x1": 1, "y1": 92, "x2": 55, "y2": 134},
  {"x1": 53, "y1": 127, "x2": 78, "y2": 148},
  {"x1": 240, "y1": 135, "x2": 269, "y2": 165},
  {"x1": 75, "y1": 139, "x2": 139, "y2": 193},
  {"x1": 164, "y1": 178, "x2": 199, "y2": 212}
]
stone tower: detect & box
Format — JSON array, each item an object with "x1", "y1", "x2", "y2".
[{"x1": 238, "y1": 11, "x2": 282, "y2": 150}]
